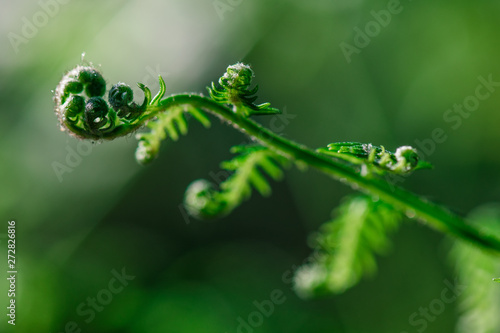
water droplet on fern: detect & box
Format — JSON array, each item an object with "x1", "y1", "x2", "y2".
[{"x1": 405, "y1": 209, "x2": 416, "y2": 219}]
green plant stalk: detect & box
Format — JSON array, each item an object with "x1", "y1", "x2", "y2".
[{"x1": 150, "y1": 94, "x2": 500, "y2": 254}]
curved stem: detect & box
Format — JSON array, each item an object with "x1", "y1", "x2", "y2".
[{"x1": 154, "y1": 94, "x2": 500, "y2": 254}]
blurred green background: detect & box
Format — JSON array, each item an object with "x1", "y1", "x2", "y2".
[{"x1": 1, "y1": 0, "x2": 500, "y2": 332}]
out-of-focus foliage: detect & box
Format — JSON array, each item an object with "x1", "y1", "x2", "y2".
[
  {"x1": 294, "y1": 196, "x2": 401, "y2": 298},
  {"x1": 450, "y1": 205, "x2": 500, "y2": 333}
]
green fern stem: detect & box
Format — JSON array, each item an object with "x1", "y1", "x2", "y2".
[
  {"x1": 53, "y1": 64, "x2": 500, "y2": 254},
  {"x1": 148, "y1": 94, "x2": 500, "y2": 254}
]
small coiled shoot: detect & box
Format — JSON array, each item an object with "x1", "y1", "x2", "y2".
[
  {"x1": 318, "y1": 142, "x2": 432, "y2": 176},
  {"x1": 208, "y1": 63, "x2": 280, "y2": 116}
]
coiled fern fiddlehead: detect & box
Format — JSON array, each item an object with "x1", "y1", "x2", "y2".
[
  {"x1": 54, "y1": 65, "x2": 153, "y2": 140},
  {"x1": 54, "y1": 60, "x2": 500, "y2": 299}
]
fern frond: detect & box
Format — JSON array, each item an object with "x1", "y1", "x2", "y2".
[
  {"x1": 135, "y1": 105, "x2": 211, "y2": 164},
  {"x1": 317, "y1": 142, "x2": 432, "y2": 176},
  {"x1": 294, "y1": 195, "x2": 402, "y2": 298},
  {"x1": 208, "y1": 63, "x2": 280, "y2": 116},
  {"x1": 450, "y1": 205, "x2": 500, "y2": 333},
  {"x1": 184, "y1": 145, "x2": 289, "y2": 219}
]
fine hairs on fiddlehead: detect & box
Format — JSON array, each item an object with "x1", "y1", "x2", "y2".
[
  {"x1": 55, "y1": 66, "x2": 138, "y2": 140},
  {"x1": 54, "y1": 59, "x2": 500, "y2": 315},
  {"x1": 208, "y1": 62, "x2": 280, "y2": 116},
  {"x1": 317, "y1": 142, "x2": 432, "y2": 177},
  {"x1": 54, "y1": 64, "x2": 168, "y2": 141}
]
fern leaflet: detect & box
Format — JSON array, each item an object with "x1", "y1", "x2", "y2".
[
  {"x1": 184, "y1": 145, "x2": 289, "y2": 219},
  {"x1": 294, "y1": 195, "x2": 402, "y2": 298},
  {"x1": 135, "y1": 105, "x2": 211, "y2": 164},
  {"x1": 450, "y1": 205, "x2": 500, "y2": 333},
  {"x1": 317, "y1": 142, "x2": 432, "y2": 176}
]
